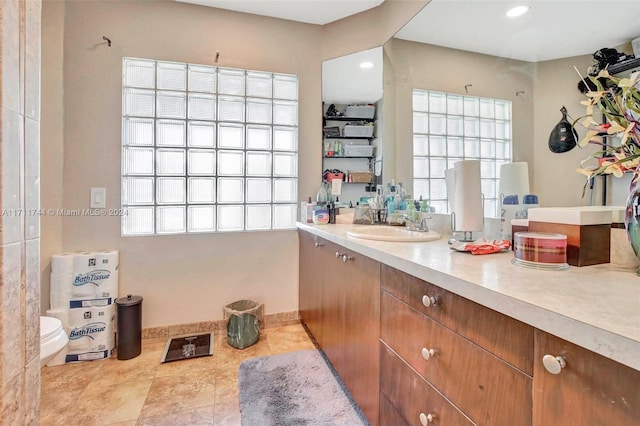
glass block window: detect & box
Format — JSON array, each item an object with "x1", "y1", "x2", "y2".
[
  {"x1": 412, "y1": 90, "x2": 512, "y2": 218},
  {"x1": 122, "y1": 58, "x2": 298, "y2": 235}
]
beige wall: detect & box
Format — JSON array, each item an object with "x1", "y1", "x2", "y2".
[
  {"x1": 384, "y1": 38, "x2": 536, "y2": 194},
  {"x1": 1, "y1": 0, "x2": 41, "y2": 421},
  {"x1": 40, "y1": 0, "x2": 417, "y2": 328}
]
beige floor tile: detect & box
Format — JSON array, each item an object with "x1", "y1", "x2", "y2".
[
  {"x1": 40, "y1": 323, "x2": 314, "y2": 425},
  {"x1": 139, "y1": 370, "x2": 216, "y2": 418},
  {"x1": 78, "y1": 379, "x2": 153, "y2": 425},
  {"x1": 137, "y1": 405, "x2": 214, "y2": 425}
]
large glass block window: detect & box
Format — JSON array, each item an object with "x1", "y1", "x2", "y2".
[
  {"x1": 122, "y1": 58, "x2": 299, "y2": 235},
  {"x1": 412, "y1": 90, "x2": 512, "y2": 218}
]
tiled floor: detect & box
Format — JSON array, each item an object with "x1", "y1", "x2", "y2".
[{"x1": 40, "y1": 323, "x2": 316, "y2": 425}]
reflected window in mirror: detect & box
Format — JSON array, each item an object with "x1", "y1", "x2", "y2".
[{"x1": 412, "y1": 90, "x2": 512, "y2": 218}]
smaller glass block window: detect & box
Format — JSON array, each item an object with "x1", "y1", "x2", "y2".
[
  {"x1": 122, "y1": 58, "x2": 298, "y2": 235},
  {"x1": 412, "y1": 89, "x2": 512, "y2": 218}
]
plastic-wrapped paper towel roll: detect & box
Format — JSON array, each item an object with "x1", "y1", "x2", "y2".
[
  {"x1": 96, "y1": 250, "x2": 119, "y2": 273},
  {"x1": 499, "y1": 162, "x2": 530, "y2": 200},
  {"x1": 73, "y1": 252, "x2": 98, "y2": 274},
  {"x1": 45, "y1": 309, "x2": 70, "y2": 330},
  {"x1": 68, "y1": 304, "x2": 115, "y2": 327},
  {"x1": 92, "y1": 251, "x2": 119, "y2": 298},
  {"x1": 50, "y1": 273, "x2": 74, "y2": 310},
  {"x1": 452, "y1": 160, "x2": 483, "y2": 232},
  {"x1": 67, "y1": 319, "x2": 115, "y2": 352},
  {"x1": 51, "y1": 253, "x2": 75, "y2": 274}
]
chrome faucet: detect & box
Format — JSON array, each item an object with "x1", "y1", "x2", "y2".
[{"x1": 399, "y1": 215, "x2": 430, "y2": 232}]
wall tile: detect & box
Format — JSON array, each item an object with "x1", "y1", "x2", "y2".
[
  {"x1": 24, "y1": 118, "x2": 40, "y2": 240},
  {"x1": 1, "y1": 370, "x2": 24, "y2": 425},
  {"x1": 1, "y1": 109, "x2": 25, "y2": 245},
  {"x1": 25, "y1": 0, "x2": 41, "y2": 120},
  {"x1": 24, "y1": 357, "x2": 40, "y2": 425},
  {"x1": 24, "y1": 239, "x2": 40, "y2": 363},
  {"x1": 1, "y1": 0, "x2": 21, "y2": 112},
  {"x1": 1, "y1": 242, "x2": 24, "y2": 380}
]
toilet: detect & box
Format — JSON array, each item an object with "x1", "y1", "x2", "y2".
[{"x1": 40, "y1": 316, "x2": 68, "y2": 367}]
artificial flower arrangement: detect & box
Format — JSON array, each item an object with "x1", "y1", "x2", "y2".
[{"x1": 573, "y1": 68, "x2": 639, "y2": 192}]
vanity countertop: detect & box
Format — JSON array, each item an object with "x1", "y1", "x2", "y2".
[{"x1": 297, "y1": 222, "x2": 640, "y2": 371}]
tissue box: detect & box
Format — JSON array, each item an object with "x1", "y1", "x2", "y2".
[{"x1": 527, "y1": 207, "x2": 612, "y2": 267}]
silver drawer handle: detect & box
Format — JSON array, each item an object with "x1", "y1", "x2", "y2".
[
  {"x1": 419, "y1": 412, "x2": 434, "y2": 425},
  {"x1": 421, "y1": 347, "x2": 435, "y2": 360},
  {"x1": 542, "y1": 354, "x2": 566, "y2": 374},
  {"x1": 341, "y1": 254, "x2": 353, "y2": 263},
  {"x1": 422, "y1": 295, "x2": 438, "y2": 307},
  {"x1": 314, "y1": 242, "x2": 323, "y2": 247}
]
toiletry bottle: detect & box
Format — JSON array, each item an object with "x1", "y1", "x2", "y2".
[
  {"x1": 306, "y1": 196, "x2": 314, "y2": 223},
  {"x1": 329, "y1": 201, "x2": 336, "y2": 224},
  {"x1": 501, "y1": 195, "x2": 519, "y2": 240},
  {"x1": 520, "y1": 194, "x2": 539, "y2": 219},
  {"x1": 387, "y1": 197, "x2": 396, "y2": 214},
  {"x1": 420, "y1": 196, "x2": 430, "y2": 213},
  {"x1": 316, "y1": 183, "x2": 328, "y2": 204}
]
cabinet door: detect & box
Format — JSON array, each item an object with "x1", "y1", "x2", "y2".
[
  {"x1": 298, "y1": 231, "x2": 324, "y2": 344},
  {"x1": 321, "y1": 240, "x2": 346, "y2": 378},
  {"x1": 342, "y1": 249, "x2": 380, "y2": 426},
  {"x1": 533, "y1": 330, "x2": 640, "y2": 425}
]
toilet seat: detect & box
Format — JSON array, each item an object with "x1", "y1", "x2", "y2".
[{"x1": 40, "y1": 316, "x2": 68, "y2": 366}]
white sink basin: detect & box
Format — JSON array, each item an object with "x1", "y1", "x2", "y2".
[{"x1": 347, "y1": 226, "x2": 441, "y2": 242}]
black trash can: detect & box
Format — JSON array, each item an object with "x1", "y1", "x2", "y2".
[{"x1": 115, "y1": 294, "x2": 143, "y2": 360}]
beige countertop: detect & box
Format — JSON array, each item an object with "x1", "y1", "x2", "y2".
[{"x1": 297, "y1": 222, "x2": 640, "y2": 372}]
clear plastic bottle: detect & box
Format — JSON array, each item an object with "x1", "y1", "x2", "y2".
[{"x1": 316, "y1": 183, "x2": 328, "y2": 204}]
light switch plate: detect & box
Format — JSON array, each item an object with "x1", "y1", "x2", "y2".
[{"x1": 91, "y1": 187, "x2": 106, "y2": 208}]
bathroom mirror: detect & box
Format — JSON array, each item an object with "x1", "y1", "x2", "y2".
[
  {"x1": 382, "y1": 0, "x2": 639, "y2": 210},
  {"x1": 321, "y1": 46, "x2": 384, "y2": 203}
]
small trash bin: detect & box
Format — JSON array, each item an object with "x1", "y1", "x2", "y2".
[
  {"x1": 115, "y1": 294, "x2": 143, "y2": 360},
  {"x1": 223, "y1": 299, "x2": 263, "y2": 349}
]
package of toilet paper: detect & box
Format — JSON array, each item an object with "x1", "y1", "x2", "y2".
[{"x1": 46, "y1": 250, "x2": 119, "y2": 366}]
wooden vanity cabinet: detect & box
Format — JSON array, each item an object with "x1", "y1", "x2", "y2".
[
  {"x1": 381, "y1": 264, "x2": 533, "y2": 375},
  {"x1": 380, "y1": 266, "x2": 533, "y2": 426},
  {"x1": 298, "y1": 230, "x2": 380, "y2": 425},
  {"x1": 533, "y1": 329, "x2": 640, "y2": 425}
]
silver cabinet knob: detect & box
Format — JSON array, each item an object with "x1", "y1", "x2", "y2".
[
  {"x1": 422, "y1": 295, "x2": 438, "y2": 307},
  {"x1": 421, "y1": 347, "x2": 435, "y2": 360},
  {"x1": 314, "y1": 241, "x2": 323, "y2": 247},
  {"x1": 335, "y1": 251, "x2": 343, "y2": 258},
  {"x1": 341, "y1": 254, "x2": 352, "y2": 263},
  {"x1": 542, "y1": 354, "x2": 566, "y2": 374},
  {"x1": 419, "y1": 412, "x2": 434, "y2": 425}
]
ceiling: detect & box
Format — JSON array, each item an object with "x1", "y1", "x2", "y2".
[
  {"x1": 177, "y1": 0, "x2": 640, "y2": 62},
  {"x1": 393, "y1": 0, "x2": 640, "y2": 62},
  {"x1": 175, "y1": 0, "x2": 384, "y2": 25}
]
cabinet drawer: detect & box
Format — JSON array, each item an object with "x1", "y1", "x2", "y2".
[
  {"x1": 381, "y1": 264, "x2": 533, "y2": 374},
  {"x1": 533, "y1": 330, "x2": 640, "y2": 425},
  {"x1": 381, "y1": 292, "x2": 532, "y2": 426},
  {"x1": 380, "y1": 342, "x2": 474, "y2": 426}
]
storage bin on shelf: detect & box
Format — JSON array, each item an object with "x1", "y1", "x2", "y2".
[
  {"x1": 344, "y1": 145, "x2": 374, "y2": 157},
  {"x1": 344, "y1": 125, "x2": 374, "y2": 138},
  {"x1": 345, "y1": 105, "x2": 375, "y2": 119},
  {"x1": 349, "y1": 171, "x2": 374, "y2": 183}
]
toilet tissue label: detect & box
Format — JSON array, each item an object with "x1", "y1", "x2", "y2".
[
  {"x1": 69, "y1": 322, "x2": 107, "y2": 340},
  {"x1": 73, "y1": 270, "x2": 111, "y2": 287}
]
